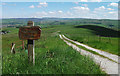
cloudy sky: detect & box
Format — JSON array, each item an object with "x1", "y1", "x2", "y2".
[{"x1": 2, "y1": 2, "x2": 118, "y2": 19}]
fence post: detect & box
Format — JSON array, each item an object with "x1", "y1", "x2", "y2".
[
  {"x1": 27, "y1": 21, "x2": 35, "y2": 65},
  {"x1": 88, "y1": 36, "x2": 89, "y2": 42},
  {"x1": 109, "y1": 36, "x2": 111, "y2": 43},
  {"x1": 98, "y1": 35, "x2": 101, "y2": 42},
  {"x1": 11, "y1": 43, "x2": 15, "y2": 54}
]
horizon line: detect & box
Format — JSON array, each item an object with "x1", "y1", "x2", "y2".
[{"x1": 1, "y1": 17, "x2": 118, "y2": 20}]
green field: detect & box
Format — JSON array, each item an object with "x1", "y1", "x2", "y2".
[
  {"x1": 55, "y1": 25, "x2": 119, "y2": 56},
  {"x1": 2, "y1": 27, "x2": 106, "y2": 74}
]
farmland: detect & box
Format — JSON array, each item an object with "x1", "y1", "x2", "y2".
[{"x1": 1, "y1": 18, "x2": 119, "y2": 74}]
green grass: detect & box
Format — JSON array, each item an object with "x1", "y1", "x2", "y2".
[
  {"x1": 56, "y1": 25, "x2": 119, "y2": 56},
  {"x1": 61, "y1": 35, "x2": 117, "y2": 63},
  {"x1": 2, "y1": 27, "x2": 106, "y2": 74}
]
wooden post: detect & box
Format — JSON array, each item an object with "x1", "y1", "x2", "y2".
[
  {"x1": 28, "y1": 40, "x2": 35, "y2": 64},
  {"x1": 27, "y1": 21, "x2": 35, "y2": 64},
  {"x1": 11, "y1": 43, "x2": 15, "y2": 54},
  {"x1": 22, "y1": 41, "x2": 24, "y2": 50}
]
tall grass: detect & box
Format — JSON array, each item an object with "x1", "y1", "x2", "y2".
[{"x1": 2, "y1": 27, "x2": 105, "y2": 74}]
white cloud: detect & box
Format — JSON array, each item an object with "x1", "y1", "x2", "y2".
[
  {"x1": 80, "y1": 0, "x2": 88, "y2": 2},
  {"x1": 37, "y1": 2, "x2": 48, "y2": 8},
  {"x1": 39, "y1": 2, "x2": 47, "y2": 5},
  {"x1": 94, "y1": 6, "x2": 107, "y2": 14},
  {"x1": 99, "y1": 6, "x2": 105, "y2": 9},
  {"x1": 49, "y1": 11, "x2": 55, "y2": 14},
  {"x1": 58, "y1": 10, "x2": 63, "y2": 13},
  {"x1": 94, "y1": 6, "x2": 106, "y2": 11},
  {"x1": 29, "y1": 5, "x2": 35, "y2": 8},
  {"x1": 95, "y1": 6, "x2": 115, "y2": 11},
  {"x1": 90, "y1": 0, "x2": 102, "y2": 2},
  {"x1": 108, "y1": 3, "x2": 118, "y2": 7},
  {"x1": 48, "y1": 11, "x2": 63, "y2": 15},
  {"x1": 70, "y1": 6, "x2": 93, "y2": 18},
  {"x1": 108, "y1": 11, "x2": 117, "y2": 14},
  {"x1": 29, "y1": 8, "x2": 118, "y2": 19},
  {"x1": 72, "y1": 6, "x2": 90, "y2": 11},
  {"x1": 108, "y1": 12, "x2": 114, "y2": 14},
  {"x1": 107, "y1": 8, "x2": 114, "y2": 10},
  {"x1": 93, "y1": 5, "x2": 117, "y2": 19}
]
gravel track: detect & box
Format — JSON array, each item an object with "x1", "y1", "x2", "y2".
[
  {"x1": 62, "y1": 35, "x2": 120, "y2": 63},
  {"x1": 59, "y1": 34, "x2": 118, "y2": 74}
]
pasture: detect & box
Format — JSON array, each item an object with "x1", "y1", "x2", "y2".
[{"x1": 2, "y1": 27, "x2": 106, "y2": 74}]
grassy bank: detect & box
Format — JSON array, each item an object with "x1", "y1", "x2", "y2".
[{"x1": 2, "y1": 27, "x2": 105, "y2": 74}]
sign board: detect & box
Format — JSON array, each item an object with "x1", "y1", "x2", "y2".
[{"x1": 19, "y1": 26, "x2": 41, "y2": 40}]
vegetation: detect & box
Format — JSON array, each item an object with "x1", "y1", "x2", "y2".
[
  {"x1": 61, "y1": 35, "x2": 117, "y2": 63},
  {"x1": 1, "y1": 18, "x2": 119, "y2": 30},
  {"x1": 2, "y1": 27, "x2": 105, "y2": 74},
  {"x1": 57, "y1": 25, "x2": 119, "y2": 56},
  {"x1": 2, "y1": 18, "x2": 119, "y2": 74}
]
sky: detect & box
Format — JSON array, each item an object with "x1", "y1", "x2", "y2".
[
  {"x1": 1, "y1": 2, "x2": 119, "y2": 19},
  {"x1": 1, "y1": 0, "x2": 119, "y2": 2}
]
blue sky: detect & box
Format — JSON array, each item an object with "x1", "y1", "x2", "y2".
[
  {"x1": 2, "y1": 2, "x2": 118, "y2": 19},
  {"x1": 1, "y1": 0, "x2": 119, "y2": 2}
]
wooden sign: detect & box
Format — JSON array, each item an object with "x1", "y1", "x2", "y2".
[
  {"x1": 18, "y1": 21, "x2": 41, "y2": 65},
  {"x1": 19, "y1": 26, "x2": 41, "y2": 40}
]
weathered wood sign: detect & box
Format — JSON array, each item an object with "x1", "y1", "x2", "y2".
[
  {"x1": 19, "y1": 21, "x2": 41, "y2": 65},
  {"x1": 19, "y1": 26, "x2": 41, "y2": 40}
]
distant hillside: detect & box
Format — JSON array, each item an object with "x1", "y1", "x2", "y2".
[
  {"x1": 1, "y1": 18, "x2": 119, "y2": 30},
  {"x1": 75, "y1": 25, "x2": 120, "y2": 37}
]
